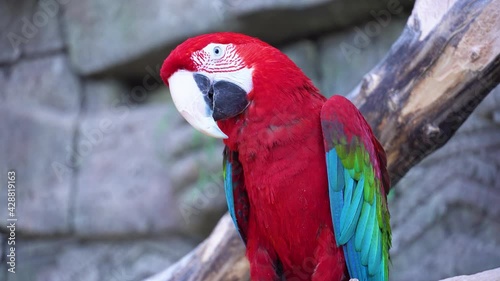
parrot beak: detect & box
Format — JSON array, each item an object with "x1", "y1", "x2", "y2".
[{"x1": 168, "y1": 70, "x2": 249, "y2": 139}]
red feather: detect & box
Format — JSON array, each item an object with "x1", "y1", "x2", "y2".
[
  {"x1": 214, "y1": 36, "x2": 348, "y2": 280},
  {"x1": 321, "y1": 95, "x2": 390, "y2": 194}
]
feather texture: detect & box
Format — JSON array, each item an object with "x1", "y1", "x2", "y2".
[
  {"x1": 223, "y1": 147, "x2": 249, "y2": 243},
  {"x1": 162, "y1": 32, "x2": 390, "y2": 281},
  {"x1": 322, "y1": 95, "x2": 391, "y2": 281}
]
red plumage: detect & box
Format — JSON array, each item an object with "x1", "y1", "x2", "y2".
[
  {"x1": 217, "y1": 41, "x2": 347, "y2": 281},
  {"x1": 161, "y1": 32, "x2": 389, "y2": 281}
]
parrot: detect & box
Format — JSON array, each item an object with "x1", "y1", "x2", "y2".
[{"x1": 161, "y1": 32, "x2": 391, "y2": 281}]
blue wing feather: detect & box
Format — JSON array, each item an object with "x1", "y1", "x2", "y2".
[
  {"x1": 369, "y1": 229, "x2": 382, "y2": 275},
  {"x1": 355, "y1": 202, "x2": 371, "y2": 251},
  {"x1": 224, "y1": 161, "x2": 238, "y2": 233},
  {"x1": 339, "y1": 175, "x2": 364, "y2": 244},
  {"x1": 326, "y1": 147, "x2": 385, "y2": 281},
  {"x1": 223, "y1": 148, "x2": 249, "y2": 243},
  {"x1": 344, "y1": 241, "x2": 368, "y2": 281},
  {"x1": 361, "y1": 201, "x2": 376, "y2": 265},
  {"x1": 326, "y1": 150, "x2": 344, "y2": 245}
]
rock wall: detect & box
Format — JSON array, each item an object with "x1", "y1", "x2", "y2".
[
  {"x1": 390, "y1": 87, "x2": 500, "y2": 281},
  {"x1": 0, "y1": 0, "x2": 498, "y2": 281}
]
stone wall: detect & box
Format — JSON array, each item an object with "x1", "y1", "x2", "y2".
[{"x1": 0, "y1": 1, "x2": 498, "y2": 281}]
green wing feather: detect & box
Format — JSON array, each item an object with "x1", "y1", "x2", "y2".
[{"x1": 322, "y1": 95, "x2": 391, "y2": 281}]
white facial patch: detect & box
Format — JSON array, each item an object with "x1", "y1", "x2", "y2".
[
  {"x1": 168, "y1": 70, "x2": 228, "y2": 139},
  {"x1": 209, "y1": 67, "x2": 254, "y2": 94},
  {"x1": 192, "y1": 43, "x2": 246, "y2": 73}
]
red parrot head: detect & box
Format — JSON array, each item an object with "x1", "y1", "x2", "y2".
[
  {"x1": 161, "y1": 32, "x2": 314, "y2": 140},
  {"x1": 161, "y1": 33, "x2": 261, "y2": 139}
]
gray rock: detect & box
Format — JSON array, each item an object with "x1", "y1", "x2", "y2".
[
  {"x1": 4, "y1": 55, "x2": 81, "y2": 114},
  {"x1": 0, "y1": 107, "x2": 76, "y2": 235},
  {"x1": 0, "y1": 1, "x2": 30, "y2": 63},
  {"x1": 62, "y1": 0, "x2": 224, "y2": 75},
  {"x1": 0, "y1": 0, "x2": 63, "y2": 64},
  {"x1": 84, "y1": 79, "x2": 129, "y2": 113},
  {"x1": 173, "y1": 146, "x2": 227, "y2": 236},
  {"x1": 0, "y1": 55, "x2": 79, "y2": 236},
  {"x1": 0, "y1": 68, "x2": 6, "y2": 101},
  {"x1": 0, "y1": 234, "x2": 6, "y2": 280},
  {"x1": 62, "y1": 0, "x2": 414, "y2": 76},
  {"x1": 6, "y1": 237, "x2": 194, "y2": 281},
  {"x1": 22, "y1": 0, "x2": 65, "y2": 56},
  {"x1": 226, "y1": 0, "x2": 329, "y2": 15},
  {"x1": 84, "y1": 73, "x2": 169, "y2": 113},
  {"x1": 74, "y1": 103, "x2": 226, "y2": 238},
  {"x1": 282, "y1": 40, "x2": 321, "y2": 90},
  {"x1": 389, "y1": 86, "x2": 500, "y2": 281},
  {"x1": 74, "y1": 105, "x2": 177, "y2": 237},
  {"x1": 319, "y1": 19, "x2": 406, "y2": 96},
  {"x1": 145, "y1": 87, "x2": 172, "y2": 106}
]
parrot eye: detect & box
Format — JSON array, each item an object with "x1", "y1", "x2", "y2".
[{"x1": 212, "y1": 46, "x2": 224, "y2": 59}]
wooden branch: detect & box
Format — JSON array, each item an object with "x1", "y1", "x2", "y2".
[
  {"x1": 147, "y1": 0, "x2": 500, "y2": 280},
  {"x1": 146, "y1": 215, "x2": 248, "y2": 281},
  {"x1": 350, "y1": 0, "x2": 500, "y2": 185}
]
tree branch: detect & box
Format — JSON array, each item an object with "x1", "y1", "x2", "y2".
[
  {"x1": 147, "y1": 0, "x2": 500, "y2": 280},
  {"x1": 350, "y1": 0, "x2": 500, "y2": 185}
]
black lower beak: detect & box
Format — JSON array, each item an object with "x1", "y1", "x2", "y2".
[{"x1": 194, "y1": 74, "x2": 249, "y2": 121}]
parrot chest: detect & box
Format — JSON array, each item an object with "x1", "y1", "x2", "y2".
[{"x1": 238, "y1": 120, "x2": 336, "y2": 268}]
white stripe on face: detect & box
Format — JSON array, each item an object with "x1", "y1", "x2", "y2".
[{"x1": 192, "y1": 43, "x2": 245, "y2": 73}]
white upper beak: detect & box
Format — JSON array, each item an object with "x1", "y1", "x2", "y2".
[{"x1": 168, "y1": 70, "x2": 228, "y2": 139}]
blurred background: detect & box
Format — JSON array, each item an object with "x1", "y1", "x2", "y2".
[{"x1": 0, "y1": 0, "x2": 499, "y2": 281}]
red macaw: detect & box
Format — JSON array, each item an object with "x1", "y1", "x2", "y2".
[{"x1": 161, "y1": 32, "x2": 391, "y2": 281}]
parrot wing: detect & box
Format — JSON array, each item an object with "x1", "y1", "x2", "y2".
[
  {"x1": 223, "y1": 146, "x2": 250, "y2": 243},
  {"x1": 321, "y1": 95, "x2": 391, "y2": 281}
]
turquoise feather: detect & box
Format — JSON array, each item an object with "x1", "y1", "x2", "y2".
[
  {"x1": 338, "y1": 175, "x2": 364, "y2": 244},
  {"x1": 325, "y1": 143, "x2": 388, "y2": 281},
  {"x1": 223, "y1": 161, "x2": 238, "y2": 233},
  {"x1": 361, "y1": 202, "x2": 376, "y2": 265},
  {"x1": 326, "y1": 150, "x2": 345, "y2": 245},
  {"x1": 355, "y1": 202, "x2": 371, "y2": 251},
  {"x1": 368, "y1": 223, "x2": 381, "y2": 275},
  {"x1": 345, "y1": 241, "x2": 368, "y2": 281}
]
